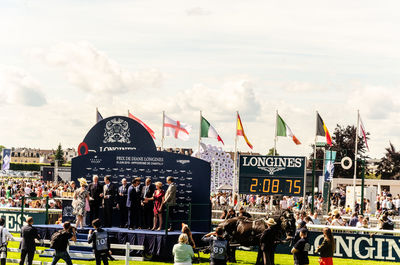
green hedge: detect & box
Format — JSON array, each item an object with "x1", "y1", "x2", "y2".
[{"x1": 9, "y1": 163, "x2": 71, "y2": 171}]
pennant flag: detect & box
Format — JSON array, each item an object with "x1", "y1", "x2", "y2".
[
  {"x1": 359, "y1": 116, "x2": 369, "y2": 151},
  {"x1": 96, "y1": 109, "x2": 103, "y2": 123},
  {"x1": 276, "y1": 114, "x2": 301, "y2": 145},
  {"x1": 236, "y1": 113, "x2": 253, "y2": 149},
  {"x1": 128, "y1": 112, "x2": 156, "y2": 139},
  {"x1": 164, "y1": 115, "x2": 192, "y2": 141},
  {"x1": 316, "y1": 113, "x2": 332, "y2": 146},
  {"x1": 1, "y1": 149, "x2": 11, "y2": 171},
  {"x1": 200, "y1": 116, "x2": 224, "y2": 145}
]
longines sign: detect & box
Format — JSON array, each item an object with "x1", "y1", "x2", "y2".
[
  {"x1": 239, "y1": 155, "x2": 306, "y2": 176},
  {"x1": 0, "y1": 210, "x2": 46, "y2": 232},
  {"x1": 277, "y1": 231, "x2": 400, "y2": 261}
]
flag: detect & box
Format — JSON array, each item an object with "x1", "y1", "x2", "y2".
[
  {"x1": 96, "y1": 108, "x2": 103, "y2": 123},
  {"x1": 359, "y1": 116, "x2": 369, "y2": 151},
  {"x1": 164, "y1": 115, "x2": 192, "y2": 141},
  {"x1": 316, "y1": 113, "x2": 332, "y2": 146},
  {"x1": 200, "y1": 116, "x2": 224, "y2": 144},
  {"x1": 276, "y1": 114, "x2": 301, "y2": 145},
  {"x1": 236, "y1": 113, "x2": 253, "y2": 149},
  {"x1": 324, "y1": 151, "x2": 336, "y2": 182},
  {"x1": 1, "y1": 149, "x2": 11, "y2": 170},
  {"x1": 128, "y1": 112, "x2": 156, "y2": 139}
]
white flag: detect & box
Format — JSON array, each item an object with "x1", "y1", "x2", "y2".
[{"x1": 163, "y1": 115, "x2": 192, "y2": 141}]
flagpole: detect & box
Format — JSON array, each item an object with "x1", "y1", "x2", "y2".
[
  {"x1": 198, "y1": 111, "x2": 202, "y2": 158},
  {"x1": 273, "y1": 110, "x2": 278, "y2": 156},
  {"x1": 233, "y1": 111, "x2": 239, "y2": 207},
  {"x1": 96, "y1": 107, "x2": 98, "y2": 124},
  {"x1": 314, "y1": 111, "x2": 318, "y2": 161},
  {"x1": 128, "y1": 109, "x2": 129, "y2": 117},
  {"x1": 353, "y1": 109, "x2": 360, "y2": 212},
  {"x1": 161, "y1": 111, "x2": 165, "y2": 151}
]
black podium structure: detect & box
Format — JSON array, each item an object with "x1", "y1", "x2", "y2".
[{"x1": 50, "y1": 116, "x2": 212, "y2": 258}]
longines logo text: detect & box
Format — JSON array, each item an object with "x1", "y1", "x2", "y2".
[{"x1": 242, "y1": 156, "x2": 303, "y2": 168}]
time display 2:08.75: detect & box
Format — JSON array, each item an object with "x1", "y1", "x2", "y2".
[{"x1": 241, "y1": 177, "x2": 302, "y2": 195}]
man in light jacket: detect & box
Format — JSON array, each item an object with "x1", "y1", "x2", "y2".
[
  {"x1": 0, "y1": 218, "x2": 15, "y2": 265},
  {"x1": 163, "y1": 176, "x2": 177, "y2": 231}
]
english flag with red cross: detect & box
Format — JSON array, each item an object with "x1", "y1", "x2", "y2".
[{"x1": 163, "y1": 115, "x2": 192, "y2": 141}]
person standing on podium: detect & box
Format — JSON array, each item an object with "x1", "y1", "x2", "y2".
[
  {"x1": 103, "y1": 176, "x2": 117, "y2": 227},
  {"x1": 141, "y1": 178, "x2": 155, "y2": 229},
  {"x1": 127, "y1": 177, "x2": 143, "y2": 230},
  {"x1": 117, "y1": 178, "x2": 129, "y2": 228},
  {"x1": 88, "y1": 175, "x2": 104, "y2": 225}
]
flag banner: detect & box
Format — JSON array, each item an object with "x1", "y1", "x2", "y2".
[
  {"x1": 324, "y1": 150, "x2": 336, "y2": 182},
  {"x1": 276, "y1": 114, "x2": 301, "y2": 145},
  {"x1": 164, "y1": 115, "x2": 192, "y2": 141},
  {"x1": 359, "y1": 116, "x2": 369, "y2": 151},
  {"x1": 236, "y1": 113, "x2": 253, "y2": 149},
  {"x1": 96, "y1": 109, "x2": 103, "y2": 123},
  {"x1": 316, "y1": 113, "x2": 332, "y2": 146},
  {"x1": 1, "y1": 149, "x2": 11, "y2": 170},
  {"x1": 200, "y1": 116, "x2": 224, "y2": 144},
  {"x1": 128, "y1": 112, "x2": 156, "y2": 139}
]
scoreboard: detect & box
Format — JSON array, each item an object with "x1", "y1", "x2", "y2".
[{"x1": 238, "y1": 155, "x2": 306, "y2": 196}]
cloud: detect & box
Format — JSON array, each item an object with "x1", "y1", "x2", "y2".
[
  {"x1": 283, "y1": 81, "x2": 326, "y2": 92},
  {"x1": 0, "y1": 66, "x2": 47, "y2": 107},
  {"x1": 186, "y1": 7, "x2": 211, "y2": 16},
  {"x1": 31, "y1": 42, "x2": 164, "y2": 94}
]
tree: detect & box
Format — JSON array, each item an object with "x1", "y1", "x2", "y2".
[
  {"x1": 309, "y1": 124, "x2": 370, "y2": 177},
  {"x1": 267, "y1": 147, "x2": 279, "y2": 156},
  {"x1": 54, "y1": 143, "x2": 64, "y2": 166},
  {"x1": 376, "y1": 143, "x2": 400, "y2": 179}
]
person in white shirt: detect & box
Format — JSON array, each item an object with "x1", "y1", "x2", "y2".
[
  {"x1": 0, "y1": 217, "x2": 15, "y2": 265},
  {"x1": 280, "y1": 196, "x2": 288, "y2": 210},
  {"x1": 356, "y1": 215, "x2": 364, "y2": 228},
  {"x1": 312, "y1": 212, "x2": 321, "y2": 225}
]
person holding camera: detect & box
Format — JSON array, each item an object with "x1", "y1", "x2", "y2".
[
  {"x1": 50, "y1": 221, "x2": 76, "y2": 265},
  {"x1": 202, "y1": 227, "x2": 228, "y2": 265},
  {"x1": 0, "y1": 218, "x2": 15, "y2": 265}
]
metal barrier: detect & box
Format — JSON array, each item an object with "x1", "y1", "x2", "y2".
[
  {"x1": 5, "y1": 237, "x2": 143, "y2": 265},
  {"x1": 306, "y1": 223, "x2": 400, "y2": 235}
]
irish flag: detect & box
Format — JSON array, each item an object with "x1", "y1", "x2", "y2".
[
  {"x1": 276, "y1": 114, "x2": 301, "y2": 145},
  {"x1": 200, "y1": 116, "x2": 224, "y2": 144}
]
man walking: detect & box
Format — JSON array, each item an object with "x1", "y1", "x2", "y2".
[
  {"x1": 103, "y1": 176, "x2": 116, "y2": 227},
  {"x1": 117, "y1": 178, "x2": 129, "y2": 228},
  {"x1": 50, "y1": 222, "x2": 76, "y2": 265},
  {"x1": 19, "y1": 217, "x2": 40, "y2": 265},
  {"x1": 88, "y1": 175, "x2": 104, "y2": 224},
  {"x1": 88, "y1": 219, "x2": 112, "y2": 265},
  {"x1": 126, "y1": 178, "x2": 142, "y2": 229},
  {"x1": 163, "y1": 176, "x2": 177, "y2": 231},
  {"x1": 141, "y1": 178, "x2": 155, "y2": 229}
]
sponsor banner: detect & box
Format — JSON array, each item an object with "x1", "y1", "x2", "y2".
[
  {"x1": 324, "y1": 151, "x2": 336, "y2": 182},
  {"x1": 62, "y1": 199, "x2": 75, "y2": 223},
  {"x1": 239, "y1": 155, "x2": 306, "y2": 196},
  {"x1": 0, "y1": 210, "x2": 46, "y2": 232},
  {"x1": 2, "y1": 149, "x2": 11, "y2": 170},
  {"x1": 277, "y1": 231, "x2": 400, "y2": 262}
]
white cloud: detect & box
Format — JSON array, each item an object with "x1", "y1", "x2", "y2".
[
  {"x1": 186, "y1": 7, "x2": 211, "y2": 16},
  {"x1": 30, "y1": 42, "x2": 164, "y2": 94},
  {"x1": 0, "y1": 66, "x2": 46, "y2": 107}
]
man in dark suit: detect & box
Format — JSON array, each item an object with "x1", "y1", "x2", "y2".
[
  {"x1": 126, "y1": 177, "x2": 142, "y2": 229},
  {"x1": 163, "y1": 176, "x2": 177, "y2": 231},
  {"x1": 103, "y1": 175, "x2": 117, "y2": 227},
  {"x1": 117, "y1": 178, "x2": 129, "y2": 228},
  {"x1": 19, "y1": 217, "x2": 40, "y2": 265},
  {"x1": 88, "y1": 175, "x2": 104, "y2": 225},
  {"x1": 141, "y1": 178, "x2": 155, "y2": 229}
]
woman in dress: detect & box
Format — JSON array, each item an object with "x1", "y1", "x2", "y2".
[
  {"x1": 316, "y1": 227, "x2": 335, "y2": 265},
  {"x1": 146, "y1": 181, "x2": 165, "y2": 230},
  {"x1": 73, "y1": 178, "x2": 90, "y2": 229}
]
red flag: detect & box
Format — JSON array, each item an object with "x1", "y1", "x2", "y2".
[{"x1": 128, "y1": 112, "x2": 156, "y2": 139}]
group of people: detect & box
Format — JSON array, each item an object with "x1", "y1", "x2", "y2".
[{"x1": 72, "y1": 175, "x2": 177, "y2": 230}]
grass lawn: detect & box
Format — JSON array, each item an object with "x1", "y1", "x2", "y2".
[{"x1": 7, "y1": 234, "x2": 398, "y2": 265}]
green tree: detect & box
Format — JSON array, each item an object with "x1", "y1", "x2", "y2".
[
  {"x1": 309, "y1": 124, "x2": 370, "y2": 177},
  {"x1": 376, "y1": 143, "x2": 400, "y2": 179},
  {"x1": 267, "y1": 147, "x2": 279, "y2": 156},
  {"x1": 54, "y1": 143, "x2": 64, "y2": 166}
]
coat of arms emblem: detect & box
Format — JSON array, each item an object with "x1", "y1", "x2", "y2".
[{"x1": 103, "y1": 118, "x2": 131, "y2": 144}]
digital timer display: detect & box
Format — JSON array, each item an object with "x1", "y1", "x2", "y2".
[{"x1": 239, "y1": 176, "x2": 303, "y2": 195}]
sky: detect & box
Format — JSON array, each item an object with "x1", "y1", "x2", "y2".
[{"x1": 0, "y1": 0, "x2": 400, "y2": 159}]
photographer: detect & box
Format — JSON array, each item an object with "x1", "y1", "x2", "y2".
[
  {"x1": 0, "y1": 218, "x2": 15, "y2": 265},
  {"x1": 50, "y1": 221, "x2": 76, "y2": 265},
  {"x1": 88, "y1": 219, "x2": 112, "y2": 265}
]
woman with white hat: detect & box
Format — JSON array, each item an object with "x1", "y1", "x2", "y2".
[{"x1": 73, "y1": 178, "x2": 90, "y2": 229}]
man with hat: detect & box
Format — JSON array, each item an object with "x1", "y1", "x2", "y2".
[{"x1": 256, "y1": 218, "x2": 277, "y2": 265}]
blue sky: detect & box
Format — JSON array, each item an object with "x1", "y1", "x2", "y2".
[{"x1": 1, "y1": 0, "x2": 400, "y2": 158}]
